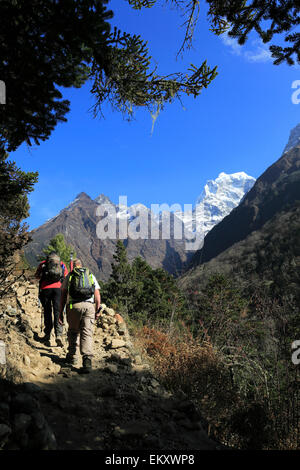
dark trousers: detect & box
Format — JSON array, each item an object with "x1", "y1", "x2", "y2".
[{"x1": 40, "y1": 288, "x2": 63, "y2": 338}]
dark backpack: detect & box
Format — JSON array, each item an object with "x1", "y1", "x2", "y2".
[
  {"x1": 42, "y1": 254, "x2": 63, "y2": 282},
  {"x1": 68, "y1": 267, "x2": 95, "y2": 303}
]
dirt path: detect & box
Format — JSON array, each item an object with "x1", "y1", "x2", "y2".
[{"x1": 0, "y1": 277, "x2": 223, "y2": 451}]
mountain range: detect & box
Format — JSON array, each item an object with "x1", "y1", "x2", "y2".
[
  {"x1": 25, "y1": 122, "x2": 300, "y2": 291},
  {"x1": 24, "y1": 171, "x2": 255, "y2": 280},
  {"x1": 180, "y1": 123, "x2": 300, "y2": 299}
]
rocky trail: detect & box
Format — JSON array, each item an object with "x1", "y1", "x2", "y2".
[{"x1": 0, "y1": 276, "x2": 223, "y2": 451}]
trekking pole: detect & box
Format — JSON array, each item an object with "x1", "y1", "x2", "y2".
[
  {"x1": 37, "y1": 286, "x2": 42, "y2": 333},
  {"x1": 38, "y1": 298, "x2": 43, "y2": 333},
  {"x1": 61, "y1": 305, "x2": 66, "y2": 334}
]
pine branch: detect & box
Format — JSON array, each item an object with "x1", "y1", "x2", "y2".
[{"x1": 91, "y1": 29, "x2": 218, "y2": 118}]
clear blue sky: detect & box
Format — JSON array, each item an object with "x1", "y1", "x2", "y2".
[{"x1": 11, "y1": 0, "x2": 300, "y2": 229}]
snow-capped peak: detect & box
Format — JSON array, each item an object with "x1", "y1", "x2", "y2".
[
  {"x1": 61, "y1": 171, "x2": 255, "y2": 247},
  {"x1": 112, "y1": 172, "x2": 255, "y2": 240},
  {"x1": 196, "y1": 172, "x2": 256, "y2": 207},
  {"x1": 174, "y1": 171, "x2": 256, "y2": 238}
]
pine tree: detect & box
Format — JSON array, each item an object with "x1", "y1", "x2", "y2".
[
  {"x1": 0, "y1": 0, "x2": 217, "y2": 153},
  {"x1": 1, "y1": 1, "x2": 298, "y2": 152},
  {"x1": 131, "y1": 0, "x2": 300, "y2": 66},
  {"x1": 0, "y1": 153, "x2": 38, "y2": 297},
  {"x1": 206, "y1": 0, "x2": 300, "y2": 66},
  {"x1": 110, "y1": 241, "x2": 130, "y2": 285},
  {"x1": 41, "y1": 233, "x2": 76, "y2": 269},
  {"x1": 102, "y1": 243, "x2": 186, "y2": 326},
  {"x1": 104, "y1": 241, "x2": 136, "y2": 313}
]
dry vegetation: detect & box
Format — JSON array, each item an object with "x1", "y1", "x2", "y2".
[{"x1": 134, "y1": 314, "x2": 300, "y2": 450}]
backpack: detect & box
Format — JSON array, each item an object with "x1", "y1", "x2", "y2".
[
  {"x1": 42, "y1": 254, "x2": 63, "y2": 282},
  {"x1": 68, "y1": 267, "x2": 95, "y2": 303}
]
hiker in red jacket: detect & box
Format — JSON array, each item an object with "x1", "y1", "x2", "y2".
[{"x1": 35, "y1": 252, "x2": 68, "y2": 347}]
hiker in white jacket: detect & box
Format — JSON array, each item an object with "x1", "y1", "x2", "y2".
[{"x1": 59, "y1": 259, "x2": 101, "y2": 373}]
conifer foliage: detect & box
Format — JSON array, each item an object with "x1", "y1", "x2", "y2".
[
  {"x1": 0, "y1": 153, "x2": 38, "y2": 297},
  {"x1": 1, "y1": 1, "x2": 299, "y2": 151},
  {"x1": 40, "y1": 233, "x2": 76, "y2": 269},
  {"x1": 0, "y1": 0, "x2": 217, "y2": 152},
  {"x1": 2, "y1": 0, "x2": 298, "y2": 151},
  {"x1": 206, "y1": 0, "x2": 300, "y2": 65},
  {"x1": 100, "y1": 241, "x2": 185, "y2": 326},
  {"x1": 0, "y1": 0, "x2": 113, "y2": 152},
  {"x1": 131, "y1": 0, "x2": 300, "y2": 65}
]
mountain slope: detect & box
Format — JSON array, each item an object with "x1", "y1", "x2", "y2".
[
  {"x1": 24, "y1": 172, "x2": 255, "y2": 281},
  {"x1": 24, "y1": 192, "x2": 192, "y2": 280},
  {"x1": 180, "y1": 126, "x2": 300, "y2": 298},
  {"x1": 0, "y1": 276, "x2": 221, "y2": 450},
  {"x1": 191, "y1": 146, "x2": 300, "y2": 266},
  {"x1": 180, "y1": 201, "x2": 300, "y2": 298},
  {"x1": 284, "y1": 122, "x2": 300, "y2": 154}
]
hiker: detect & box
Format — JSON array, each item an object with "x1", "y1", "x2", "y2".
[
  {"x1": 35, "y1": 252, "x2": 68, "y2": 347},
  {"x1": 58, "y1": 259, "x2": 101, "y2": 373}
]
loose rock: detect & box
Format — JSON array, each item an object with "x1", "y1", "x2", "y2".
[{"x1": 0, "y1": 279, "x2": 223, "y2": 451}]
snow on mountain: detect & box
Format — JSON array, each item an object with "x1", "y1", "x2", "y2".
[
  {"x1": 90, "y1": 172, "x2": 255, "y2": 241},
  {"x1": 114, "y1": 202, "x2": 151, "y2": 222},
  {"x1": 175, "y1": 172, "x2": 256, "y2": 237},
  {"x1": 94, "y1": 194, "x2": 114, "y2": 205}
]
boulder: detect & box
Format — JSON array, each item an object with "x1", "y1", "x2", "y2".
[{"x1": 109, "y1": 339, "x2": 126, "y2": 349}]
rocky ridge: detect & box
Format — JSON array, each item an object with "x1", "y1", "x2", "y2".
[
  {"x1": 0, "y1": 277, "x2": 222, "y2": 451},
  {"x1": 24, "y1": 192, "x2": 193, "y2": 281},
  {"x1": 190, "y1": 144, "x2": 300, "y2": 268},
  {"x1": 24, "y1": 171, "x2": 255, "y2": 281},
  {"x1": 283, "y1": 122, "x2": 300, "y2": 154}
]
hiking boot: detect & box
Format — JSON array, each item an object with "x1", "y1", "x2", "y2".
[
  {"x1": 41, "y1": 335, "x2": 51, "y2": 347},
  {"x1": 80, "y1": 356, "x2": 92, "y2": 374},
  {"x1": 64, "y1": 354, "x2": 78, "y2": 366},
  {"x1": 40, "y1": 334, "x2": 50, "y2": 343},
  {"x1": 56, "y1": 337, "x2": 64, "y2": 347}
]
